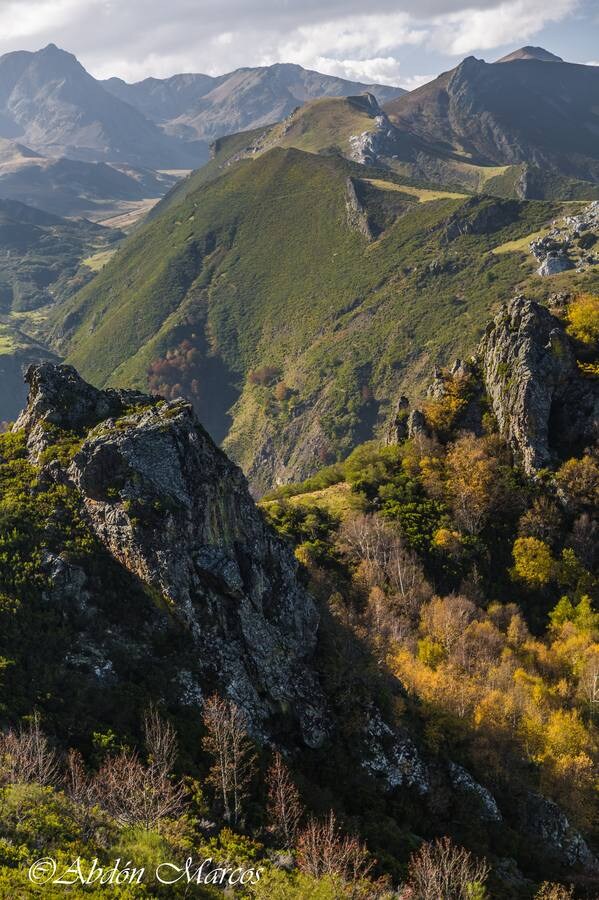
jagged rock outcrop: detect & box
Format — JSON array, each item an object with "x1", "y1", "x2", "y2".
[
  {"x1": 479, "y1": 297, "x2": 599, "y2": 473},
  {"x1": 448, "y1": 762, "x2": 502, "y2": 822},
  {"x1": 9, "y1": 363, "x2": 599, "y2": 882},
  {"x1": 345, "y1": 177, "x2": 373, "y2": 241},
  {"x1": 385, "y1": 297, "x2": 597, "y2": 474},
  {"x1": 14, "y1": 363, "x2": 328, "y2": 747},
  {"x1": 385, "y1": 396, "x2": 410, "y2": 444},
  {"x1": 348, "y1": 94, "x2": 403, "y2": 166},
  {"x1": 14, "y1": 363, "x2": 152, "y2": 462},
  {"x1": 522, "y1": 793, "x2": 598, "y2": 872},
  {"x1": 531, "y1": 201, "x2": 599, "y2": 275}
]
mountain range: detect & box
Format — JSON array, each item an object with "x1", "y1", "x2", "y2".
[
  {"x1": 103, "y1": 62, "x2": 404, "y2": 144},
  {"x1": 384, "y1": 46, "x2": 599, "y2": 187},
  {"x1": 0, "y1": 43, "x2": 403, "y2": 170},
  {"x1": 3, "y1": 44, "x2": 599, "y2": 487},
  {"x1": 200, "y1": 46, "x2": 599, "y2": 200}
]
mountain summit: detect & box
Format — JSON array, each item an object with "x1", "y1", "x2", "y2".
[
  {"x1": 0, "y1": 44, "x2": 199, "y2": 167},
  {"x1": 384, "y1": 51, "x2": 599, "y2": 183},
  {"x1": 496, "y1": 46, "x2": 564, "y2": 63}
]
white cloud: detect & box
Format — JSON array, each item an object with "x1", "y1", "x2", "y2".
[
  {"x1": 436, "y1": 0, "x2": 579, "y2": 56},
  {"x1": 0, "y1": 0, "x2": 83, "y2": 39},
  {"x1": 256, "y1": 12, "x2": 427, "y2": 85},
  {"x1": 308, "y1": 57, "x2": 403, "y2": 85},
  {"x1": 0, "y1": 0, "x2": 584, "y2": 83}
]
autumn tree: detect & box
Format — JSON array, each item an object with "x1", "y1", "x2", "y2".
[
  {"x1": 534, "y1": 882, "x2": 574, "y2": 899},
  {"x1": 512, "y1": 537, "x2": 555, "y2": 587},
  {"x1": 403, "y1": 836, "x2": 489, "y2": 899},
  {"x1": 565, "y1": 292, "x2": 599, "y2": 347},
  {"x1": 420, "y1": 594, "x2": 478, "y2": 656},
  {"x1": 296, "y1": 811, "x2": 374, "y2": 884},
  {"x1": 93, "y1": 709, "x2": 186, "y2": 829},
  {"x1": 202, "y1": 694, "x2": 257, "y2": 827},
  {"x1": 0, "y1": 712, "x2": 59, "y2": 787},
  {"x1": 518, "y1": 495, "x2": 563, "y2": 546},
  {"x1": 266, "y1": 751, "x2": 303, "y2": 847},
  {"x1": 445, "y1": 434, "x2": 503, "y2": 535},
  {"x1": 340, "y1": 514, "x2": 427, "y2": 600},
  {"x1": 555, "y1": 455, "x2": 599, "y2": 512},
  {"x1": 64, "y1": 749, "x2": 98, "y2": 838}
]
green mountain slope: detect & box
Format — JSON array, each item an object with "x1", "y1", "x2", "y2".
[
  {"x1": 53, "y1": 144, "x2": 599, "y2": 493},
  {"x1": 190, "y1": 57, "x2": 599, "y2": 202},
  {"x1": 153, "y1": 94, "x2": 509, "y2": 202}
]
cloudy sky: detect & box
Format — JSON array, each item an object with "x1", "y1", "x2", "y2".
[{"x1": 0, "y1": 0, "x2": 597, "y2": 86}]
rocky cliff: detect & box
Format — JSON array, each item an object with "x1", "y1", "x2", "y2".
[
  {"x1": 14, "y1": 363, "x2": 327, "y2": 747},
  {"x1": 480, "y1": 297, "x2": 598, "y2": 473},
  {"x1": 387, "y1": 296, "x2": 598, "y2": 476}
]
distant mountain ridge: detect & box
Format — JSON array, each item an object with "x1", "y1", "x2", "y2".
[
  {"x1": 384, "y1": 49, "x2": 599, "y2": 184},
  {"x1": 0, "y1": 136, "x2": 177, "y2": 217},
  {"x1": 0, "y1": 44, "x2": 201, "y2": 168},
  {"x1": 0, "y1": 42, "x2": 404, "y2": 172},
  {"x1": 102, "y1": 61, "x2": 404, "y2": 143}
]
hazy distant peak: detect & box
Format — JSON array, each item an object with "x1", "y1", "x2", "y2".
[{"x1": 496, "y1": 46, "x2": 564, "y2": 63}]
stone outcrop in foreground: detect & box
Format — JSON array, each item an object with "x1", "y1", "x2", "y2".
[{"x1": 15, "y1": 363, "x2": 328, "y2": 748}]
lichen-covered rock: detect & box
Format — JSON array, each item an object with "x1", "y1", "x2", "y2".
[
  {"x1": 13, "y1": 362, "x2": 153, "y2": 461},
  {"x1": 537, "y1": 252, "x2": 573, "y2": 276},
  {"x1": 385, "y1": 396, "x2": 410, "y2": 444},
  {"x1": 479, "y1": 296, "x2": 599, "y2": 473},
  {"x1": 407, "y1": 409, "x2": 428, "y2": 439},
  {"x1": 361, "y1": 708, "x2": 429, "y2": 794},
  {"x1": 16, "y1": 364, "x2": 328, "y2": 748},
  {"x1": 522, "y1": 792, "x2": 599, "y2": 872},
  {"x1": 531, "y1": 200, "x2": 599, "y2": 275},
  {"x1": 448, "y1": 762, "x2": 502, "y2": 822}
]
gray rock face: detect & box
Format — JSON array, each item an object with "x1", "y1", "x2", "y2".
[
  {"x1": 14, "y1": 362, "x2": 153, "y2": 462},
  {"x1": 407, "y1": 409, "x2": 428, "y2": 439},
  {"x1": 522, "y1": 792, "x2": 599, "y2": 871},
  {"x1": 345, "y1": 177, "x2": 373, "y2": 241},
  {"x1": 479, "y1": 297, "x2": 599, "y2": 473},
  {"x1": 531, "y1": 201, "x2": 599, "y2": 275},
  {"x1": 448, "y1": 762, "x2": 502, "y2": 822},
  {"x1": 348, "y1": 99, "x2": 404, "y2": 166},
  {"x1": 16, "y1": 364, "x2": 328, "y2": 748},
  {"x1": 385, "y1": 396, "x2": 410, "y2": 444},
  {"x1": 537, "y1": 253, "x2": 573, "y2": 276},
  {"x1": 362, "y1": 708, "x2": 429, "y2": 794}
]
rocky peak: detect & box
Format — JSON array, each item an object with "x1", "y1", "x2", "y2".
[
  {"x1": 386, "y1": 296, "x2": 598, "y2": 475},
  {"x1": 15, "y1": 364, "x2": 328, "y2": 747},
  {"x1": 480, "y1": 297, "x2": 598, "y2": 473},
  {"x1": 496, "y1": 46, "x2": 564, "y2": 64},
  {"x1": 348, "y1": 92, "x2": 380, "y2": 114},
  {"x1": 13, "y1": 363, "x2": 154, "y2": 461}
]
